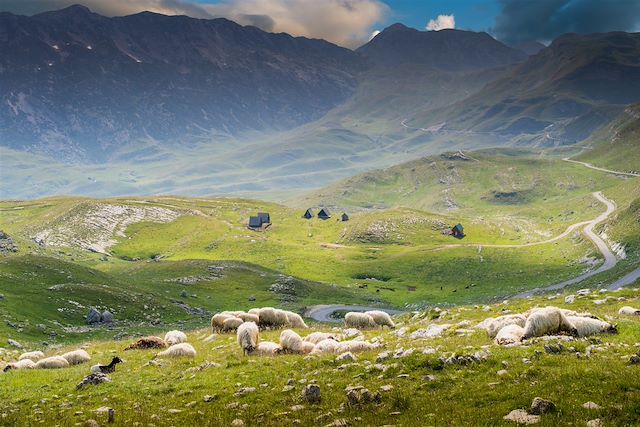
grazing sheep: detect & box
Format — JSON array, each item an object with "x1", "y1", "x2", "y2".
[
  {"x1": 304, "y1": 332, "x2": 338, "y2": 345},
  {"x1": 61, "y1": 349, "x2": 91, "y2": 365},
  {"x1": 344, "y1": 312, "x2": 378, "y2": 329},
  {"x1": 566, "y1": 316, "x2": 618, "y2": 337},
  {"x1": 19, "y1": 351, "x2": 45, "y2": 362},
  {"x1": 522, "y1": 307, "x2": 577, "y2": 339},
  {"x1": 299, "y1": 341, "x2": 316, "y2": 354},
  {"x1": 478, "y1": 314, "x2": 526, "y2": 339},
  {"x1": 365, "y1": 310, "x2": 395, "y2": 329},
  {"x1": 526, "y1": 307, "x2": 597, "y2": 319},
  {"x1": 274, "y1": 309, "x2": 289, "y2": 327},
  {"x1": 310, "y1": 338, "x2": 341, "y2": 354},
  {"x1": 250, "y1": 341, "x2": 282, "y2": 356},
  {"x1": 164, "y1": 330, "x2": 188, "y2": 346},
  {"x1": 338, "y1": 340, "x2": 376, "y2": 353},
  {"x1": 248, "y1": 308, "x2": 261, "y2": 316},
  {"x1": 284, "y1": 311, "x2": 309, "y2": 329},
  {"x1": 222, "y1": 317, "x2": 244, "y2": 332},
  {"x1": 35, "y1": 356, "x2": 70, "y2": 369},
  {"x1": 3, "y1": 359, "x2": 36, "y2": 372},
  {"x1": 257, "y1": 307, "x2": 288, "y2": 329},
  {"x1": 237, "y1": 321, "x2": 260, "y2": 355},
  {"x1": 495, "y1": 324, "x2": 525, "y2": 346},
  {"x1": 280, "y1": 329, "x2": 306, "y2": 353},
  {"x1": 619, "y1": 306, "x2": 640, "y2": 316},
  {"x1": 237, "y1": 313, "x2": 260, "y2": 324},
  {"x1": 156, "y1": 343, "x2": 196, "y2": 358},
  {"x1": 125, "y1": 336, "x2": 167, "y2": 351},
  {"x1": 90, "y1": 357, "x2": 123, "y2": 374},
  {"x1": 211, "y1": 313, "x2": 235, "y2": 332}
]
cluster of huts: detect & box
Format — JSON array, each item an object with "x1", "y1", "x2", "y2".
[
  {"x1": 247, "y1": 208, "x2": 350, "y2": 230},
  {"x1": 303, "y1": 208, "x2": 349, "y2": 222}
]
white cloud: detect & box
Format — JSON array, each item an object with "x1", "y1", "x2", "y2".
[
  {"x1": 426, "y1": 14, "x2": 455, "y2": 31},
  {"x1": 369, "y1": 30, "x2": 381, "y2": 41}
]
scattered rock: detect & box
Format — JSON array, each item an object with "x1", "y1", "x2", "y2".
[
  {"x1": 234, "y1": 387, "x2": 256, "y2": 397},
  {"x1": 231, "y1": 419, "x2": 245, "y2": 427},
  {"x1": 564, "y1": 295, "x2": 576, "y2": 304},
  {"x1": 497, "y1": 369, "x2": 508, "y2": 377},
  {"x1": 203, "y1": 395, "x2": 217, "y2": 403},
  {"x1": 586, "y1": 419, "x2": 603, "y2": 427},
  {"x1": 101, "y1": 311, "x2": 114, "y2": 324},
  {"x1": 577, "y1": 289, "x2": 591, "y2": 296},
  {"x1": 629, "y1": 354, "x2": 640, "y2": 365},
  {"x1": 77, "y1": 373, "x2": 112, "y2": 390},
  {"x1": 7, "y1": 339, "x2": 22, "y2": 349},
  {"x1": 342, "y1": 328, "x2": 362, "y2": 338},
  {"x1": 346, "y1": 386, "x2": 381, "y2": 406},
  {"x1": 86, "y1": 308, "x2": 102, "y2": 325},
  {"x1": 529, "y1": 397, "x2": 556, "y2": 415},
  {"x1": 376, "y1": 351, "x2": 390, "y2": 362},
  {"x1": 324, "y1": 419, "x2": 348, "y2": 427},
  {"x1": 582, "y1": 402, "x2": 601, "y2": 410},
  {"x1": 503, "y1": 409, "x2": 540, "y2": 425},
  {"x1": 336, "y1": 352, "x2": 356, "y2": 362},
  {"x1": 303, "y1": 384, "x2": 321, "y2": 404},
  {"x1": 544, "y1": 343, "x2": 565, "y2": 354}
]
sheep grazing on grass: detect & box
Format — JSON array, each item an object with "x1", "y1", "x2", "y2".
[
  {"x1": 3, "y1": 359, "x2": 36, "y2": 372},
  {"x1": 237, "y1": 321, "x2": 260, "y2": 355},
  {"x1": 310, "y1": 338, "x2": 341, "y2": 355},
  {"x1": 211, "y1": 313, "x2": 235, "y2": 332},
  {"x1": 248, "y1": 308, "x2": 261, "y2": 316},
  {"x1": 280, "y1": 329, "x2": 307, "y2": 354},
  {"x1": 365, "y1": 310, "x2": 395, "y2": 329},
  {"x1": 284, "y1": 311, "x2": 309, "y2": 329},
  {"x1": 257, "y1": 307, "x2": 288, "y2": 329},
  {"x1": 477, "y1": 314, "x2": 526, "y2": 339},
  {"x1": 237, "y1": 313, "x2": 260, "y2": 324},
  {"x1": 125, "y1": 336, "x2": 167, "y2": 351},
  {"x1": 61, "y1": 349, "x2": 91, "y2": 365},
  {"x1": 619, "y1": 306, "x2": 640, "y2": 316},
  {"x1": 90, "y1": 357, "x2": 123, "y2": 374},
  {"x1": 344, "y1": 312, "x2": 378, "y2": 329},
  {"x1": 526, "y1": 307, "x2": 597, "y2": 319},
  {"x1": 19, "y1": 351, "x2": 45, "y2": 362},
  {"x1": 156, "y1": 343, "x2": 196, "y2": 358},
  {"x1": 304, "y1": 332, "x2": 338, "y2": 345},
  {"x1": 495, "y1": 324, "x2": 525, "y2": 346},
  {"x1": 522, "y1": 307, "x2": 577, "y2": 340},
  {"x1": 338, "y1": 340, "x2": 376, "y2": 353},
  {"x1": 35, "y1": 356, "x2": 70, "y2": 369},
  {"x1": 165, "y1": 330, "x2": 188, "y2": 346},
  {"x1": 566, "y1": 316, "x2": 617, "y2": 337},
  {"x1": 299, "y1": 341, "x2": 316, "y2": 354},
  {"x1": 222, "y1": 317, "x2": 244, "y2": 332},
  {"x1": 250, "y1": 341, "x2": 282, "y2": 356}
]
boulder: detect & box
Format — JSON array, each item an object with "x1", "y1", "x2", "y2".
[
  {"x1": 529, "y1": 397, "x2": 556, "y2": 415},
  {"x1": 303, "y1": 384, "x2": 321, "y2": 404},
  {"x1": 86, "y1": 308, "x2": 102, "y2": 324},
  {"x1": 101, "y1": 311, "x2": 114, "y2": 324}
]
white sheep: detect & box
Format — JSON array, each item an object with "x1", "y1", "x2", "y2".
[
  {"x1": 365, "y1": 310, "x2": 395, "y2": 329},
  {"x1": 495, "y1": 324, "x2": 525, "y2": 346},
  {"x1": 304, "y1": 332, "x2": 338, "y2": 345},
  {"x1": 19, "y1": 351, "x2": 45, "y2": 362},
  {"x1": 237, "y1": 321, "x2": 260, "y2": 355},
  {"x1": 248, "y1": 308, "x2": 261, "y2": 316},
  {"x1": 284, "y1": 311, "x2": 309, "y2": 329},
  {"x1": 310, "y1": 338, "x2": 341, "y2": 354},
  {"x1": 3, "y1": 359, "x2": 36, "y2": 372},
  {"x1": 250, "y1": 341, "x2": 282, "y2": 356},
  {"x1": 279, "y1": 329, "x2": 307, "y2": 354},
  {"x1": 35, "y1": 356, "x2": 70, "y2": 369},
  {"x1": 566, "y1": 316, "x2": 617, "y2": 337},
  {"x1": 61, "y1": 349, "x2": 91, "y2": 365},
  {"x1": 257, "y1": 307, "x2": 280, "y2": 329},
  {"x1": 299, "y1": 341, "x2": 316, "y2": 354},
  {"x1": 211, "y1": 313, "x2": 234, "y2": 332},
  {"x1": 156, "y1": 343, "x2": 196, "y2": 358},
  {"x1": 338, "y1": 340, "x2": 376, "y2": 353},
  {"x1": 222, "y1": 317, "x2": 244, "y2": 332},
  {"x1": 344, "y1": 312, "x2": 378, "y2": 329},
  {"x1": 237, "y1": 313, "x2": 260, "y2": 324},
  {"x1": 477, "y1": 314, "x2": 526, "y2": 339},
  {"x1": 522, "y1": 307, "x2": 577, "y2": 339},
  {"x1": 165, "y1": 330, "x2": 188, "y2": 346},
  {"x1": 618, "y1": 306, "x2": 640, "y2": 316},
  {"x1": 526, "y1": 307, "x2": 597, "y2": 319}
]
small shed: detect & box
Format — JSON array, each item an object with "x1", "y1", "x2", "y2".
[
  {"x1": 303, "y1": 208, "x2": 314, "y2": 219},
  {"x1": 318, "y1": 208, "x2": 331, "y2": 220},
  {"x1": 257, "y1": 212, "x2": 271, "y2": 224},
  {"x1": 450, "y1": 223, "x2": 465, "y2": 239},
  {"x1": 248, "y1": 216, "x2": 262, "y2": 228},
  {"x1": 341, "y1": 213, "x2": 349, "y2": 222}
]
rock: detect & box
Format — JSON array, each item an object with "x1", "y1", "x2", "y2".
[
  {"x1": 101, "y1": 311, "x2": 114, "y2": 323},
  {"x1": 529, "y1": 397, "x2": 556, "y2": 415},
  {"x1": 303, "y1": 384, "x2": 321, "y2": 404},
  {"x1": 577, "y1": 289, "x2": 591, "y2": 296},
  {"x1": 544, "y1": 343, "x2": 565, "y2": 354},
  {"x1": 203, "y1": 395, "x2": 217, "y2": 403},
  {"x1": 290, "y1": 405, "x2": 305, "y2": 411},
  {"x1": 497, "y1": 370, "x2": 508, "y2": 377},
  {"x1": 346, "y1": 387, "x2": 381, "y2": 406},
  {"x1": 629, "y1": 354, "x2": 640, "y2": 365},
  {"x1": 564, "y1": 295, "x2": 576, "y2": 304},
  {"x1": 234, "y1": 387, "x2": 256, "y2": 397},
  {"x1": 394, "y1": 327, "x2": 408, "y2": 337},
  {"x1": 342, "y1": 328, "x2": 362, "y2": 338},
  {"x1": 85, "y1": 420, "x2": 100, "y2": 427},
  {"x1": 86, "y1": 308, "x2": 102, "y2": 324},
  {"x1": 503, "y1": 409, "x2": 540, "y2": 424},
  {"x1": 77, "y1": 373, "x2": 112, "y2": 390},
  {"x1": 410, "y1": 324, "x2": 450, "y2": 339},
  {"x1": 7, "y1": 339, "x2": 22, "y2": 349},
  {"x1": 336, "y1": 352, "x2": 356, "y2": 362},
  {"x1": 582, "y1": 402, "x2": 601, "y2": 410},
  {"x1": 180, "y1": 290, "x2": 188, "y2": 298},
  {"x1": 379, "y1": 385, "x2": 394, "y2": 392},
  {"x1": 248, "y1": 295, "x2": 256, "y2": 301},
  {"x1": 324, "y1": 419, "x2": 348, "y2": 427},
  {"x1": 586, "y1": 419, "x2": 603, "y2": 427},
  {"x1": 231, "y1": 419, "x2": 244, "y2": 427},
  {"x1": 376, "y1": 351, "x2": 390, "y2": 362}
]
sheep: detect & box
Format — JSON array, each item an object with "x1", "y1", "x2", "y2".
[
  {"x1": 258, "y1": 307, "x2": 288, "y2": 329},
  {"x1": 526, "y1": 307, "x2": 597, "y2": 319},
  {"x1": 222, "y1": 317, "x2": 244, "y2": 332},
  {"x1": 566, "y1": 316, "x2": 618, "y2": 337},
  {"x1": 90, "y1": 357, "x2": 123, "y2": 374},
  {"x1": 299, "y1": 341, "x2": 316, "y2": 354},
  {"x1": 284, "y1": 311, "x2": 309, "y2": 329},
  {"x1": 310, "y1": 338, "x2": 341, "y2": 354},
  {"x1": 125, "y1": 336, "x2": 167, "y2": 351},
  {"x1": 237, "y1": 313, "x2": 260, "y2": 324},
  {"x1": 248, "y1": 308, "x2": 261, "y2": 316},
  {"x1": 495, "y1": 324, "x2": 525, "y2": 346},
  {"x1": 164, "y1": 330, "x2": 188, "y2": 346},
  {"x1": 365, "y1": 310, "x2": 395, "y2": 329},
  {"x1": 304, "y1": 332, "x2": 338, "y2": 345},
  {"x1": 35, "y1": 356, "x2": 70, "y2": 369},
  {"x1": 19, "y1": 351, "x2": 45, "y2": 362},
  {"x1": 211, "y1": 313, "x2": 235, "y2": 333},
  {"x1": 250, "y1": 341, "x2": 282, "y2": 356},
  {"x1": 280, "y1": 329, "x2": 307, "y2": 353},
  {"x1": 477, "y1": 314, "x2": 526, "y2": 339},
  {"x1": 3, "y1": 359, "x2": 36, "y2": 372},
  {"x1": 61, "y1": 349, "x2": 91, "y2": 365},
  {"x1": 619, "y1": 306, "x2": 640, "y2": 316},
  {"x1": 156, "y1": 343, "x2": 196, "y2": 358},
  {"x1": 237, "y1": 321, "x2": 260, "y2": 355},
  {"x1": 522, "y1": 307, "x2": 577, "y2": 340},
  {"x1": 344, "y1": 312, "x2": 378, "y2": 329},
  {"x1": 338, "y1": 340, "x2": 376, "y2": 353}
]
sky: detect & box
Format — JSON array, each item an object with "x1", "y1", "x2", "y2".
[{"x1": 3, "y1": 0, "x2": 640, "y2": 48}]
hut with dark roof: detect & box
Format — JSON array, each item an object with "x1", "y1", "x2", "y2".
[{"x1": 317, "y1": 208, "x2": 331, "y2": 220}]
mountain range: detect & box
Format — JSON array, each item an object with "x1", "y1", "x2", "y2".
[{"x1": 1, "y1": 5, "x2": 639, "y2": 198}]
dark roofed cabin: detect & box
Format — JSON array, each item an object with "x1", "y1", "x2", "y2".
[
  {"x1": 451, "y1": 223, "x2": 465, "y2": 239},
  {"x1": 257, "y1": 212, "x2": 270, "y2": 224},
  {"x1": 318, "y1": 208, "x2": 331, "y2": 220},
  {"x1": 248, "y1": 216, "x2": 262, "y2": 228},
  {"x1": 303, "y1": 208, "x2": 314, "y2": 219},
  {"x1": 341, "y1": 213, "x2": 349, "y2": 222}
]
